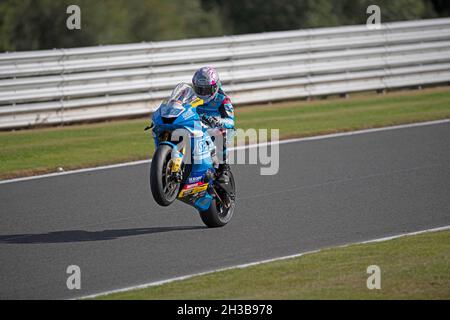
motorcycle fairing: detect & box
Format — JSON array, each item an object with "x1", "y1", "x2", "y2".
[{"x1": 151, "y1": 84, "x2": 217, "y2": 211}]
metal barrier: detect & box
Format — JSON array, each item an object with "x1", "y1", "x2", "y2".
[{"x1": 1, "y1": 18, "x2": 450, "y2": 129}]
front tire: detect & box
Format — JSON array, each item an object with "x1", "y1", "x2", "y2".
[
  {"x1": 150, "y1": 144, "x2": 180, "y2": 206},
  {"x1": 199, "y1": 171, "x2": 236, "y2": 228}
]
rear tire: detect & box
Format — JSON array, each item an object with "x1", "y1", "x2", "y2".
[
  {"x1": 150, "y1": 144, "x2": 180, "y2": 206},
  {"x1": 199, "y1": 171, "x2": 236, "y2": 228}
]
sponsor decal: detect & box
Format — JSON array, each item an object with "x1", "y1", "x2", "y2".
[
  {"x1": 182, "y1": 108, "x2": 195, "y2": 120},
  {"x1": 188, "y1": 175, "x2": 203, "y2": 184},
  {"x1": 184, "y1": 182, "x2": 201, "y2": 189},
  {"x1": 195, "y1": 139, "x2": 209, "y2": 154},
  {"x1": 179, "y1": 182, "x2": 209, "y2": 198}
]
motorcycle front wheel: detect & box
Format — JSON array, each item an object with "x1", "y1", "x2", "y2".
[{"x1": 150, "y1": 144, "x2": 180, "y2": 206}]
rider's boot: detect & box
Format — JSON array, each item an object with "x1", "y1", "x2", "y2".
[
  {"x1": 215, "y1": 131, "x2": 234, "y2": 198},
  {"x1": 216, "y1": 163, "x2": 233, "y2": 207},
  {"x1": 217, "y1": 163, "x2": 230, "y2": 185}
]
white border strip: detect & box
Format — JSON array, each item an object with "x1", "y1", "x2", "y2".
[
  {"x1": 79, "y1": 224, "x2": 450, "y2": 300},
  {"x1": 1, "y1": 118, "x2": 450, "y2": 186},
  {"x1": 0, "y1": 159, "x2": 152, "y2": 185},
  {"x1": 236, "y1": 118, "x2": 450, "y2": 151}
]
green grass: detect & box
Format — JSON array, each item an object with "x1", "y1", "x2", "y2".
[
  {"x1": 96, "y1": 229, "x2": 450, "y2": 300},
  {"x1": 1, "y1": 87, "x2": 450, "y2": 179}
]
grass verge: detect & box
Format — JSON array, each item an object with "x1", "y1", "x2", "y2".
[
  {"x1": 95, "y1": 229, "x2": 450, "y2": 300},
  {"x1": 1, "y1": 87, "x2": 450, "y2": 179}
]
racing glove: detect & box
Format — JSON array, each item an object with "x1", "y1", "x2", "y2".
[{"x1": 201, "y1": 115, "x2": 220, "y2": 128}]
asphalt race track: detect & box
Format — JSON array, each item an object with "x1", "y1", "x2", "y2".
[{"x1": 1, "y1": 122, "x2": 449, "y2": 299}]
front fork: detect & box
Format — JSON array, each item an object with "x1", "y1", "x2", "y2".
[{"x1": 159, "y1": 141, "x2": 184, "y2": 183}]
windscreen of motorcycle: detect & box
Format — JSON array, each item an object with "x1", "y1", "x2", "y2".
[
  {"x1": 159, "y1": 83, "x2": 198, "y2": 118},
  {"x1": 160, "y1": 100, "x2": 185, "y2": 118},
  {"x1": 169, "y1": 83, "x2": 197, "y2": 104}
]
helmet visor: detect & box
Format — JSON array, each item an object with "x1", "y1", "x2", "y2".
[{"x1": 194, "y1": 84, "x2": 217, "y2": 97}]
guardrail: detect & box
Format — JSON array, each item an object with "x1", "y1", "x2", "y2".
[{"x1": 1, "y1": 18, "x2": 450, "y2": 129}]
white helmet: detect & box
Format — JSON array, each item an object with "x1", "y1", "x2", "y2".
[{"x1": 192, "y1": 66, "x2": 220, "y2": 103}]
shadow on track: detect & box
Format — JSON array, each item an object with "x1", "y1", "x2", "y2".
[{"x1": 0, "y1": 226, "x2": 206, "y2": 244}]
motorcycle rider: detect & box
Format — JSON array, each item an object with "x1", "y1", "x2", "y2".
[{"x1": 192, "y1": 66, "x2": 235, "y2": 185}]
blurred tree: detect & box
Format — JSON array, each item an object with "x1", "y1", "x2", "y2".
[
  {"x1": 0, "y1": 0, "x2": 87, "y2": 51},
  {"x1": 0, "y1": 0, "x2": 447, "y2": 52},
  {"x1": 206, "y1": 0, "x2": 439, "y2": 34},
  {"x1": 431, "y1": 0, "x2": 450, "y2": 16},
  {"x1": 337, "y1": 0, "x2": 437, "y2": 24},
  {"x1": 0, "y1": 0, "x2": 224, "y2": 51}
]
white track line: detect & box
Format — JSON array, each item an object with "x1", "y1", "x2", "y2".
[
  {"x1": 78, "y1": 224, "x2": 450, "y2": 300},
  {"x1": 239, "y1": 118, "x2": 450, "y2": 150},
  {"x1": 1, "y1": 118, "x2": 449, "y2": 185}
]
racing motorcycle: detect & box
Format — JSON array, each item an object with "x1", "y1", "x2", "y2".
[{"x1": 145, "y1": 83, "x2": 236, "y2": 228}]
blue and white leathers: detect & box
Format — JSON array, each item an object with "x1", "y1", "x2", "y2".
[
  {"x1": 195, "y1": 87, "x2": 235, "y2": 163},
  {"x1": 196, "y1": 87, "x2": 235, "y2": 130}
]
